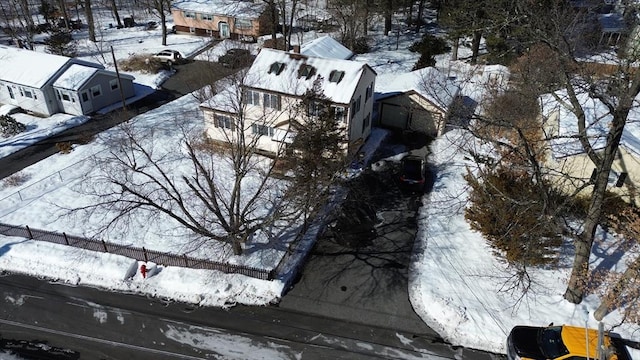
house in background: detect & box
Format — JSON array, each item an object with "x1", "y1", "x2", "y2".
[
  {"x1": 374, "y1": 67, "x2": 460, "y2": 137},
  {"x1": 540, "y1": 89, "x2": 640, "y2": 206},
  {"x1": 200, "y1": 48, "x2": 376, "y2": 156},
  {"x1": 0, "y1": 46, "x2": 135, "y2": 116},
  {"x1": 171, "y1": 0, "x2": 272, "y2": 41},
  {"x1": 300, "y1": 35, "x2": 354, "y2": 60}
]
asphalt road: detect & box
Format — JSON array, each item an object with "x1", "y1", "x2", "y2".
[{"x1": 0, "y1": 273, "x2": 476, "y2": 359}]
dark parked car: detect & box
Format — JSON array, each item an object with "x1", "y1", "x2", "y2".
[
  {"x1": 399, "y1": 155, "x2": 426, "y2": 190},
  {"x1": 218, "y1": 48, "x2": 255, "y2": 69}
]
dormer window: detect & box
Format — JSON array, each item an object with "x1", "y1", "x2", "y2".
[
  {"x1": 329, "y1": 70, "x2": 345, "y2": 83},
  {"x1": 298, "y1": 64, "x2": 316, "y2": 79},
  {"x1": 269, "y1": 62, "x2": 285, "y2": 75}
]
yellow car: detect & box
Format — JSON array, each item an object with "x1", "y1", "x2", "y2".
[{"x1": 506, "y1": 324, "x2": 628, "y2": 360}]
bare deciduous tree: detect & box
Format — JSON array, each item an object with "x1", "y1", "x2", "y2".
[
  {"x1": 140, "y1": 0, "x2": 171, "y2": 46},
  {"x1": 0, "y1": 0, "x2": 36, "y2": 49},
  {"x1": 71, "y1": 66, "x2": 347, "y2": 257}
]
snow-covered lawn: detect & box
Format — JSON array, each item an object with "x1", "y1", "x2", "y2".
[
  {"x1": 1, "y1": 7, "x2": 639, "y2": 358},
  {"x1": 0, "y1": 92, "x2": 298, "y2": 270},
  {"x1": 410, "y1": 129, "x2": 640, "y2": 358}
]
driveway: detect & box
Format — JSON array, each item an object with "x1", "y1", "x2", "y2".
[{"x1": 278, "y1": 132, "x2": 504, "y2": 359}]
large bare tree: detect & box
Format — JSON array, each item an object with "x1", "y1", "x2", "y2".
[
  {"x1": 71, "y1": 67, "x2": 346, "y2": 257},
  {"x1": 141, "y1": 0, "x2": 171, "y2": 46},
  {"x1": 463, "y1": 0, "x2": 640, "y2": 307}
]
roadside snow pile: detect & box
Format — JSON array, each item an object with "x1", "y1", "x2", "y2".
[{"x1": 0, "y1": 236, "x2": 284, "y2": 307}]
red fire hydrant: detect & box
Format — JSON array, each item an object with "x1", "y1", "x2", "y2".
[{"x1": 140, "y1": 263, "x2": 147, "y2": 279}]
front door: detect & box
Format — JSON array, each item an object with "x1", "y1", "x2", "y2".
[
  {"x1": 80, "y1": 90, "x2": 92, "y2": 114},
  {"x1": 219, "y1": 22, "x2": 230, "y2": 38}
]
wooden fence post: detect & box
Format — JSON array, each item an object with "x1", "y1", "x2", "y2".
[
  {"x1": 63, "y1": 232, "x2": 69, "y2": 245},
  {"x1": 25, "y1": 225, "x2": 33, "y2": 239},
  {"x1": 101, "y1": 239, "x2": 108, "y2": 252},
  {"x1": 143, "y1": 247, "x2": 148, "y2": 262}
]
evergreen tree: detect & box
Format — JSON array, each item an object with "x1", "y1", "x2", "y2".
[{"x1": 45, "y1": 27, "x2": 77, "y2": 57}]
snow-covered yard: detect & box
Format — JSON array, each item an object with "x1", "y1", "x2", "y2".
[{"x1": 1, "y1": 5, "x2": 639, "y2": 359}]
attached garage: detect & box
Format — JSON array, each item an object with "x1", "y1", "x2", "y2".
[
  {"x1": 377, "y1": 91, "x2": 447, "y2": 136},
  {"x1": 374, "y1": 67, "x2": 460, "y2": 137}
]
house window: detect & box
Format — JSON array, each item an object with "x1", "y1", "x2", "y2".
[
  {"x1": 214, "y1": 114, "x2": 234, "y2": 130},
  {"x1": 362, "y1": 113, "x2": 370, "y2": 133},
  {"x1": 329, "y1": 70, "x2": 345, "y2": 83},
  {"x1": 333, "y1": 106, "x2": 345, "y2": 122},
  {"x1": 57, "y1": 89, "x2": 71, "y2": 102},
  {"x1": 81, "y1": 91, "x2": 89, "y2": 102},
  {"x1": 298, "y1": 65, "x2": 316, "y2": 79},
  {"x1": 263, "y1": 93, "x2": 281, "y2": 110},
  {"x1": 365, "y1": 82, "x2": 373, "y2": 101},
  {"x1": 268, "y1": 62, "x2": 285, "y2": 75},
  {"x1": 110, "y1": 78, "x2": 119, "y2": 91},
  {"x1": 184, "y1": 11, "x2": 196, "y2": 19},
  {"x1": 616, "y1": 172, "x2": 628, "y2": 187},
  {"x1": 244, "y1": 90, "x2": 260, "y2": 105},
  {"x1": 235, "y1": 18, "x2": 252, "y2": 29},
  {"x1": 202, "y1": 13, "x2": 213, "y2": 21},
  {"x1": 22, "y1": 88, "x2": 33, "y2": 99},
  {"x1": 252, "y1": 123, "x2": 274, "y2": 136},
  {"x1": 307, "y1": 102, "x2": 323, "y2": 117},
  {"x1": 91, "y1": 85, "x2": 102, "y2": 97},
  {"x1": 189, "y1": 27, "x2": 196, "y2": 34},
  {"x1": 206, "y1": 29, "x2": 213, "y2": 36},
  {"x1": 351, "y1": 96, "x2": 361, "y2": 115}
]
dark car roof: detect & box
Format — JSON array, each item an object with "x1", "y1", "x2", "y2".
[{"x1": 510, "y1": 326, "x2": 546, "y2": 359}]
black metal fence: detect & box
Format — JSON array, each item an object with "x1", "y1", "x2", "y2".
[{"x1": 0, "y1": 223, "x2": 275, "y2": 280}]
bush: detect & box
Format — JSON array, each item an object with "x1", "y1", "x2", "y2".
[
  {"x1": 2, "y1": 172, "x2": 30, "y2": 188},
  {"x1": 409, "y1": 34, "x2": 449, "y2": 70},
  {"x1": 0, "y1": 115, "x2": 27, "y2": 138},
  {"x1": 465, "y1": 167, "x2": 563, "y2": 266},
  {"x1": 118, "y1": 54, "x2": 163, "y2": 73},
  {"x1": 56, "y1": 141, "x2": 73, "y2": 154}
]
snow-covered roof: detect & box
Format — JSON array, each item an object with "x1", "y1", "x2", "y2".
[
  {"x1": 0, "y1": 46, "x2": 102, "y2": 89},
  {"x1": 244, "y1": 48, "x2": 373, "y2": 104},
  {"x1": 171, "y1": 0, "x2": 266, "y2": 17},
  {"x1": 53, "y1": 64, "x2": 100, "y2": 90},
  {"x1": 300, "y1": 35, "x2": 354, "y2": 60},
  {"x1": 52, "y1": 65, "x2": 134, "y2": 91},
  {"x1": 374, "y1": 67, "x2": 460, "y2": 111},
  {"x1": 540, "y1": 89, "x2": 640, "y2": 158}
]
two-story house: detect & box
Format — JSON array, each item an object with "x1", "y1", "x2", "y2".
[
  {"x1": 0, "y1": 46, "x2": 135, "y2": 116},
  {"x1": 171, "y1": 0, "x2": 272, "y2": 41},
  {"x1": 200, "y1": 48, "x2": 376, "y2": 156}
]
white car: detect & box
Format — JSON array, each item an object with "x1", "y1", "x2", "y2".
[{"x1": 152, "y1": 50, "x2": 183, "y2": 65}]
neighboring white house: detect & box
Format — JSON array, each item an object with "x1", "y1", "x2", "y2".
[
  {"x1": 200, "y1": 48, "x2": 376, "y2": 155},
  {"x1": 540, "y1": 89, "x2": 640, "y2": 205},
  {"x1": 0, "y1": 46, "x2": 135, "y2": 116},
  {"x1": 300, "y1": 35, "x2": 354, "y2": 60},
  {"x1": 374, "y1": 67, "x2": 460, "y2": 136}
]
